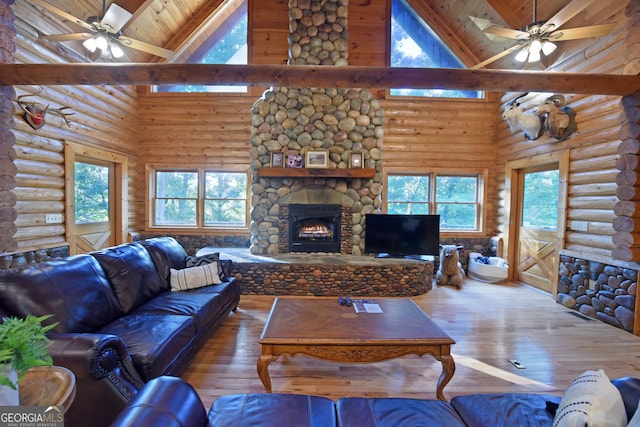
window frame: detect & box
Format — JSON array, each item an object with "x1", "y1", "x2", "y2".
[
  {"x1": 150, "y1": 0, "x2": 249, "y2": 94},
  {"x1": 383, "y1": 167, "x2": 488, "y2": 236},
  {"x1": 146, "y1": 164, "x2": 250, "y2": 233},
  {"x1": 387, "y1": 0, "x2": 485, "y2": 101}
]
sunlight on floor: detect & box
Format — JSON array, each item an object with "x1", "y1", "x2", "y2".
[{"x1": 453, "y1": 354, "x2": 559, "y2": 392}]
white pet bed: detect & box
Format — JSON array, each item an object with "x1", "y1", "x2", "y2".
[{"x1": 468, "y1": 252, "x2": 508, "y2": 283}]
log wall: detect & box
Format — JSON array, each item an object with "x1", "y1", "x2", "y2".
[
  {"x1": 137, "y1": 0, "x2": 500, "y2": 241},
  {"x1": 2, "y1": 1, "x2": 140, "y2": 256},
  {"x1": 494, "y1": 3, "x2": 631, "y2": 262},
  {"x1": 2, "y1": 0, "x2": 637, "y2": 287}
]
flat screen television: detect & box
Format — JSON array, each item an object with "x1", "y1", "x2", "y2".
[{"x1": 364, "y1": 214, "x2": 440, "y2": 258}]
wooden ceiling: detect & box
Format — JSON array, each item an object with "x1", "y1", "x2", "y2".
[{"x1": 17, "y1": 0, "x2": 626, "y2": 68}]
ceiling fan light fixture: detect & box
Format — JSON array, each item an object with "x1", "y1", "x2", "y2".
[
  {"x1": 82, "y1": 37, "x2": 98, "y2": 53},
  {"x1": 542, "y1": 40, "x2": 557, "y2": 56},
  {"x1": 95, "y1": 35, "x2": 109, "y2": 51},
  {"x1": 110, "y1": 42, "x2": 124, "y2": 58},
  {"x1": 515, "y1": 46, "x2": 529, "y2": 62},
  {"x1": 528, "y1": 48, "x2": 541, "y2": 63}
]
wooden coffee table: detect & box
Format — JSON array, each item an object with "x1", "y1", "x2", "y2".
[{"x1": 257, "y1": 297, "x2": 456, "y2": 401}]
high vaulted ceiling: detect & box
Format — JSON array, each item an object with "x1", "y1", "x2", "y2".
[{"x1": 18, "y1": 0, "x2": 625, "y2": 69}]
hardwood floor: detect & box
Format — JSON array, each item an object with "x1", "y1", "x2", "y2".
[{"x1": 182, "y1": 279, "x2": 640, "y2": 409}]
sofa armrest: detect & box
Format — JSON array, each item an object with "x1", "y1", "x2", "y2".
[
  {"x1": 48, "y1": 333, "x2": 144, "y2": 389},
  {"x1": 612, "y1": 377, "x2": 640, "y2": 421},
  {"x1": 48, "y1": 333, "x2": 148, "y2": 427},
  {"x1": 110, "y1": 376, "x2": 207, "y2": 427}
]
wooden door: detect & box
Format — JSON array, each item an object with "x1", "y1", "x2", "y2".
[
  {"x1": 514, "y1": 166, "x2": 561, "y2": 293},
  {"x1": 505, "y1": 152, "x2": 568, "y2": 296},
  {"x1": 72, "y1": 159, "x2": 115, "y2": 253},
  {"x1": 65, "y1": 141, "x2": 128, "y2": 255}
]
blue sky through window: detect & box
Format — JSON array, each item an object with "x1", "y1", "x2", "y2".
[{"x1": 390, "y1": 0, "x2": 482, "y2": 99}]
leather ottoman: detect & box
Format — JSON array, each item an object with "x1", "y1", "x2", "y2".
[
  {"x1": 450, "y1": 393, "x2": 562, "y2": 427},
  {"x1": 336, "y1": 397, "x2": 467, "y2": 427},
  {"x1": 208, "y1": 393, "x2": 337, "y2": 427}
]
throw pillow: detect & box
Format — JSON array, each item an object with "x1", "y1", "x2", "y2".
[
  {"x1": 170, "y1": 262, "x2": 222, "y2": 291},
  {"x1": 553, "y1": 369, "x2": 627, "y2": 427},
  {"x1": 185, "y1": 253, "x2": 226, "y2": 280}
]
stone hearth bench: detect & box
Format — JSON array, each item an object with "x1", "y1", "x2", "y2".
[{"x1": 197, "y1": 248, "x2": 433, "y2": 297}]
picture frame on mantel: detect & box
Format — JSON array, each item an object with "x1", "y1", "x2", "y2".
[
  {"x1": 270, "y1": 151, "x2": 284, "y2": 167},
  {"x1": 350, "y1": 152, "x2": 363, "y2": 168},
  {"x1": 305, "y1": 150, "x2": 328, "y2": 168}
]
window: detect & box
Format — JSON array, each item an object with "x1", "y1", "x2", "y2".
[
  {"x1": 151, "y1": 168, "x2": 248, "y2": 229},
  {"x1": 521, "y1": 169, "x2": 559, "y2": 228},
  {"x1": 153, "y1": 0, "x2": 247, "y2": 93},
  {"x1": 389, "y1": 0, "x2": 482, "y2": 99},
  {"x1": 75, "y1": 161, "x2": 111, "y2": 223},
  {"x1": 386, "y1": 173, "x2": 483, "y2": 231}
]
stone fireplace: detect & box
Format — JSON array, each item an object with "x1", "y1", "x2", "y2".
[
  {"x1": 248, "y1": 0, "x2": 384, "y2": 255},
  {"x1": 287, "y1": 204, "x2": 341, "y2": 253}
]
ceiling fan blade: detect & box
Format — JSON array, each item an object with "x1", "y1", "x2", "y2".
[
  {"x1": 483, "y1": 26, "x2": 531, "y2": 40},
  {"x1": 30, "y1": 0, "x2": 94, "y2": 32},
  {"x1": 116, "y1": 36, "x2": 175, "y2": 59},
  {"x1": 101, "y1": 3, "x2": 133, "y2": 33},
  {"x1": 471, "y1": 44, "x2": 525, "y2": 69},
  {"x1": 540, "y1": 0, "x2": 597, "y2": 33},
  {"x1": 469, "y1": 16, "x2": 493, "y2": 31},
  {"x1": 40, "y1": 33, "x2": 91, "y2": 42},
  {"x1": 548, "y1": 23, "x2": 617, "y2": 41},
  {"x1": 469, "y1": 16, "x2": 530, "y2": 41}
]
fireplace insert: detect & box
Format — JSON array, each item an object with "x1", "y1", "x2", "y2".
[{"x1": 288, "y1": 204, "x2": 341, "y2": 253}]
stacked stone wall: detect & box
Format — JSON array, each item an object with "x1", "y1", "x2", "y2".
[{"x1": 557, "y1": 255, "x2": 637, "y2": 333}]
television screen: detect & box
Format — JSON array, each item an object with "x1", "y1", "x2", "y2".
[{"x1": 364, "y1": 214, "x2": 440, "y2": 257}]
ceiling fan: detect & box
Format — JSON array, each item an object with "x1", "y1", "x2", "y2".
[
  {"x1": 31, "y1": 0, "x2": 175, "y2": 60},
  {"x1": 469, "y1": 0, "x2": 616, "y2": 69}
]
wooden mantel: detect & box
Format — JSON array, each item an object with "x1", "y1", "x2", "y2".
[
  {"x1": 0, "y1": 64, "x2": 639, "y2": 95},
  {"x1": 258, "y1": 167, "x2": 376, "y2": 179}
]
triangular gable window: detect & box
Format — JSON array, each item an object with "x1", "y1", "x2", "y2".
[
  {"x1": 154, "y1": 0, "x2": 247, "y2": 93},
  {"x1": 390, "y1": 0, "x2": 482, "y2": 99}
]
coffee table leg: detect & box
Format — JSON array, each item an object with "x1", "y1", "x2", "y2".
[
  {"x1": 257, "y1": 354, "x2": 275, "y2": 392},
  {"x1": 436, "y1": 354, "x2": 455, "y2": 401}
]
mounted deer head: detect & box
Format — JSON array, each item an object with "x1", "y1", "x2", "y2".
[{"x1": 16, "y1": 95, "x2": 74, "y2": 129}]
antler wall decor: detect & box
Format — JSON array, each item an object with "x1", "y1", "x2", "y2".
[{"x1": 15, "y1": 95, "x2": 74, "y2": 129}]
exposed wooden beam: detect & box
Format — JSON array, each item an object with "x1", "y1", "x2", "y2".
[{"x1": 0, "y1": 64, "x2": 638, "y2": 95}]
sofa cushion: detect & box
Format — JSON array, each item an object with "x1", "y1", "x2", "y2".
[
  {"x1": 139, "y1": 237, "x2": 188, "y2": 286},
  {"x1": 451, "y1": 393, "x2": 561, "y2": 427},
  {"x1": 612, "y1": 377, "x2": 640, "y2": 422},
  {"x1": 135, "y1": 280, "x2": 240, "y2": 330},
  {"x1": 186, "y1": 252, "x2": 227, "y2": 280},
  {"x1": 0, "y1": 254, "x2": 124, "y2": 333},
  {"x1": 91, "y1": 243, "x2": 166, "y2": 312},
  {"x1": 209, "y1": 393, "x2": 337, "y2": 427},
  {"x1": 170, "y1": 263, "x2": 222, "y2": 291},
  {"x1": 98, "y1": 313, "x2": 196, "y2": 381},
  {"x1": 553, "y1": 369, "x2": 626, "y2": 427},
  {"x1": 337, "y1": 397, "x2": 466, "y2": 427}
]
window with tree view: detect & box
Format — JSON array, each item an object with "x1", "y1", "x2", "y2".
[
  {"x1": 390, "y1": 0, "x2": 482, "y2": 99},
  {"x1": 153, "y1": 169, "x2": 247, "y2": 228},
  {"x1": 521, "y1": 169, "x2": 558, "y2": 228},
  {"x1": 387, "y1": 174, "x2": 481, "y2": 231},
  {"x1": 153, "y1": 0, "x2": 247, "y2": 93},
  {"x1": 75, "y1": 162, "x2": 110, "y2": 223}
]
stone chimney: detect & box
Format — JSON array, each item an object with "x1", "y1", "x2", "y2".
[{"x1": 249, "y1": 0, "x2": 384, "y2": 256}]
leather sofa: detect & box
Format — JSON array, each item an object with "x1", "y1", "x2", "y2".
[
  {"x1": 111, "y1": 375, "x2": 640, "y2": 427},
  {"x1": 0, "y1": 237, "x2": 240, "y2": 427}
]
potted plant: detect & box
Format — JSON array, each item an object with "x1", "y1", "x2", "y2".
[{"x1": 0, "y1": 314, "x2": 58, "y2": 403}]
